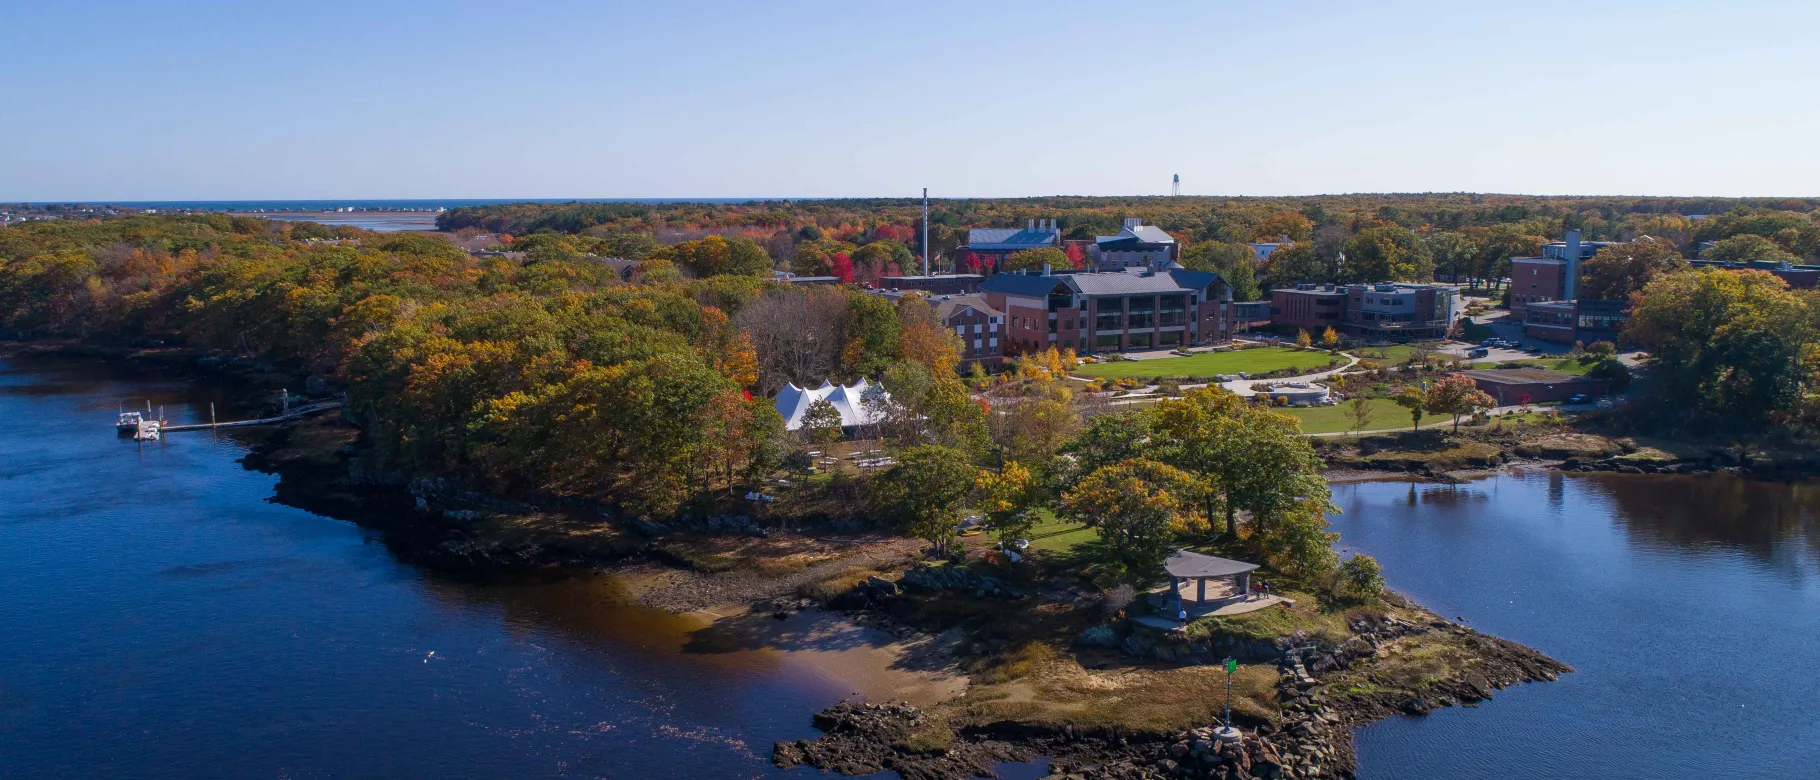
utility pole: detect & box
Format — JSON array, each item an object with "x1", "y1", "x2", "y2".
[{"x1": 921, "y1": 187, "x2": 930, "y2": 277}]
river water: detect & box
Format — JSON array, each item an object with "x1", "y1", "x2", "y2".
[
  {"x1": 4, "y1": 360, "x2": 1817, "y2": 778},
  {"x1": 0, "y1": 358, "x2": 963, "y2": 779},
  {"x1": 1330, "y1": 474, "x2": 1820, "y2": 778}
]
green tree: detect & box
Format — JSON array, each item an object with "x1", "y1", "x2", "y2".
[
  {"x1": 1623, "y1": 268, "x2": 1817, "y2": 422},
  {"x1": 1339, "y1": 554, "x2": 1385, "y2": 599},
  {"x1": 1425, "y1": 231, "x2": 1480, "y2": 283},
  {"x1": 1060, "y1": 458, "x2": 1203, "y2": 581},
  {"x1": 1703, "y1": 234, "x2": 1802, "y2": 266},
  {"x1": 1393, "y1": 384, "x2": 1428, "y2": 431},
  {"x1": 802, "y1": 399, "x2": 844, "y2": 448},
  {"x1": 1473, "y1": 225, "x2": 1546, "y2": 289},
  {"x1": 1259, "y1": 242, "x2": 1327, "y2": 290},
  {"x1": 1002, "y1": 247, "x2": 1072, "y2": 272},
  {"x1": 840, "y1": 290, "x2": 900, "y2": 377},
  {"x1": 870, "y1": 445, "x2": 979, "y2": 556},
  {"x1": 1342, "y1": 226, "x2": 1434, "y2": 282},
  {"x1": 1147, "y1": 388, "x2": 1331, "y2": 545},
  {"x1": 1181, "y1": 241, "x2": 1262, "y2": 301},
  {"x1": 1347, "y1": 396, "x2": 1374, "y2": 433},
  {"x1": 1579, "y1": 240, "x2": 1685, "y2": 300},
  {"x1": 1055, "y1": 409, "x2": 1153, "y2": 488}
]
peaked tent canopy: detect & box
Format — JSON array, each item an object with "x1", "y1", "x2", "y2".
[{"x1": 774, "y1": 379, "x2": 890, "y2": 431}]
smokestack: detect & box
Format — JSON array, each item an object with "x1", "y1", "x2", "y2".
[
  {"x1": 1564, "y1": 229, "x2": 1582, "y2": 300},
  {"x1": 921, "y1": 188, "x2": 929, "y2": 277},
  {"x1": 1028, "y1": 219, "x2": 1035, "y2": 231},
  {"x1": 1041, "y1": 263, "x2": 1051, "y2": 276}
]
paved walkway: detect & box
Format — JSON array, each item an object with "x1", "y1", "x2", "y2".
[
  {"x1": 1131, "y1": 595, "x2": 1294, "y2": 631},
  {"x1": 1218, "y1": 352, "x2": 1357, "y2": 397}
]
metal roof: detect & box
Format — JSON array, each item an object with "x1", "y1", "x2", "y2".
[
  {"x1": 980, "y1": 269, "x2": 1223, "y2": 298},
  {"x1": 979, "y1": 273, "x2": 1072, "y2": 297},
  {"x1": 1163, "y1": 550, "x2": 1258, "y2": 579},
  {"x1": 1457, "y1": 368, "x2": 1586, "y2": 385},
  {"x1": 1095, "y1": 225, "x2": 1178, "y2": 247},
  {"x1": 968, "y1": 227, "x2": 1060, "y2": 250}
]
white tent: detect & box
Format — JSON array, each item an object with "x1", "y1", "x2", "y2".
[{"x1": 775, "y1": 379, "x2": 889, "y2": 431}]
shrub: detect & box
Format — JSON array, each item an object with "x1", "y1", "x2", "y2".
[{"x1": 1339, "y1": 554, "x2": 1385, "y2": 599}]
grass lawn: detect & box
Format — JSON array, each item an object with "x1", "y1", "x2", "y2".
[
  {"x1": 1489, "y1": 357, "x2": 1598, "y2": 375},
  {"x1": 1024, "y1": 509, "x2": 1096, "y2": 555},
  {"x1": 1073, "y1": 346, "x2": 1336, "y2": 380},
  {"x1": 1282, "y1": 398, "x2": 1410, "y2": 434},
  {"x1": 1351, "y1": 341, "x2": 1449, "y2": 366}
]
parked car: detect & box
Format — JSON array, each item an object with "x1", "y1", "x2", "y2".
[
  {"x1": 1467, "y1": 347, "x2": 1489, "y2": 358},
  {"x1": 1480, "y1": 338, "x2": 1497, "y2": 346}
]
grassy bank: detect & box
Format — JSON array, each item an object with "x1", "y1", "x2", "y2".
[
  {"x1": 1283, "y1": 398, "x2": 1408, "y2": 434},
  {"x1": 1073, "y1": 347, "x2": 1336, "y2": 380}
]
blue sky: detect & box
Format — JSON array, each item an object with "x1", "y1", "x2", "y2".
[{"x1": 3, "y1": 0, "x2": 1817, "y2": 200}]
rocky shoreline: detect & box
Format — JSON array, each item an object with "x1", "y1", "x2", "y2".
[{"x1": 773, "y1": 604, "x2": 1569, "y2": 780}]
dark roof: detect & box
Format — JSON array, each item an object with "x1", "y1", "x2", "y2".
[
  {"x1": 1164, "y1": 550, "x2": 1258, "y2": 579},
  {"x1": 981, "y1": 268, "x2": 1224, "y2": 299},
  {"x1": 1457, "y1": 368, "x2": 1590, "y2": 385},
  {"x1": 881, "y1": 274, "x2": 984, "y2": 282},
  {"x1": 979, "y1": 273, "x2": 1071, "y2": 297}
]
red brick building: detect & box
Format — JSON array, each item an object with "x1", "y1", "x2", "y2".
[
  {"x1": 933, "y1": 294, "x2": 1005, "y2": 369},
  {"x1": 979, "y1": 266, "x2": 1238, "y2": 356}
]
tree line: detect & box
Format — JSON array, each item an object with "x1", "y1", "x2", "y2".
[{"x1": 439, "y1": 197, "x2": 1820, "y2": 303}]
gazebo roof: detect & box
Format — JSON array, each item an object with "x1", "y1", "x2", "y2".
[{"x1": 1163, "y1": 550, "x2": 1259, "y2": 579}]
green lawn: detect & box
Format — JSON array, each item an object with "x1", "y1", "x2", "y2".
[
  {"x1": 1282, "y1": 398, "x2": 1409, "y2": 434},
  {"x1": 1489, "y1": 357, "x2": 1598, "y2": 375},
  {"x1": 1351, "y1": 341, "x2": 1449, "y2": 366},
  {"x1": 1073, "y1": 347, "x2": 1337, "y2": 380},
  {"x1": 1024, "y1": 510, "x2": 1096, "y2": 555}
]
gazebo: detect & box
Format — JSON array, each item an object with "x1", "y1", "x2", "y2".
[{"x1": 1163, "y1": 549, "x2": 1259, "y2": 609}]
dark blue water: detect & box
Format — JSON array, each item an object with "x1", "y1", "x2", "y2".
[
  {"x1": 0, "y1": 359, "x2": 920, "y2": 778},
  {"x1": 1330, "y1": 474, "x2": 1820, "y2": 779},
  {"x1": 86, "y1": 198, "x2": 803, "y2": 210}
]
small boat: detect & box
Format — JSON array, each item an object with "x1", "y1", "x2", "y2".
[{"x1": 116, "y1": 411, "x2": 144, "y2": 437}]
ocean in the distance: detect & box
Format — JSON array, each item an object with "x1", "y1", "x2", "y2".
[{"x1": 103, "y1": 198, "x2": 805, "y2": 211}]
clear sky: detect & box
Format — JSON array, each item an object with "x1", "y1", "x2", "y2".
[{"x1": 4, "y1": 0, "x2": 1817, "y2": 201}]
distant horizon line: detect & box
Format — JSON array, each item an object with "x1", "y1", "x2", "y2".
[{"x1": 8, "y1": 192, "x2": 1820, "y2": 207}]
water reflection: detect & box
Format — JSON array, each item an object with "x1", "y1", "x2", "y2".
[
  {"x1": 1578, "y1": 472, "x2": 1820, "y2": 570},
  {"x1": 1330, "y1": 471, "x2": 1820, "y2": 779}
]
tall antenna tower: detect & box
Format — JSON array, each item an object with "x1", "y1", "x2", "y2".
[
  {"x1": 921, "y1": 188, "x2": 930, "y2": 276},
  {"x1": 1172, "y1": 173, "x2": 1181, "y2": 197}
]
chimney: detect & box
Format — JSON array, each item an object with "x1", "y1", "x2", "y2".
[
  {"x1": 1028, "y1": 219, "x2": 1036, "y2": 231},
  {"x1": 1564, "y1": 229, "x2": 1583, "y2": 300},
  {"x1": 1041, "y1": 263, "x2": 1051, "y2": 276}
]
